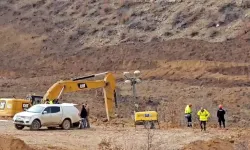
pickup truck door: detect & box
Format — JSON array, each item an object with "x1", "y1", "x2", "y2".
[
  {"x1": 40, "y1": 107, "x2": 53, "y2": 125},
  {"x1": 50, "y1": 106, "x2": 63, "y2": 125}
]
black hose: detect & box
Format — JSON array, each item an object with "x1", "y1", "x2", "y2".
[{"x1": 72, "y1": 75, "x2": 95, "y2": 81}]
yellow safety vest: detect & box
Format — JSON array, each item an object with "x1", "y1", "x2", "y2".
[
  {"x1": 197, "y1": 109, "x2": 210, "y2": 121},
  {"x1": 185, "y1": 105, "x2": 192, "y2": 114},
  {"x1": 49, "y1": 100, "x2": 53, "y2": 104}
]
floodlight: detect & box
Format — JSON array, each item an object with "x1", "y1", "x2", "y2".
[
  {"x1": 125, "y1": 80, "x2": 131, "y2": 84},
  {"x1": 134, "y1": 70, "x2": 140, "y2": 77}
]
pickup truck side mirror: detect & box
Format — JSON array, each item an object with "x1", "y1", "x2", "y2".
[{"x1": 42, "y1": 111, "x2": 47, "y2": 114}]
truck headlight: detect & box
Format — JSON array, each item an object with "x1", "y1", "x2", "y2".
[
  {"x1": 18, "y1": 116, "x2": 31, "y2": 120},
  {"x1": 23, "y1": 116, "x2": 31, "y2": 120}
]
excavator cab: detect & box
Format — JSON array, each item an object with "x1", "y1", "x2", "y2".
[{"x1": 26, "y1": 95, "x2": 43, "y2": 105}]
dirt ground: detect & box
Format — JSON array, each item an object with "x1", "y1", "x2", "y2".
[
  {"x1": 0, "y1": 134, "x2": 35, "y2": 150},
  {"x1": 0, "y1": 0, "x2": 250, "y2": 149},
  {"x1": 0, "y1": 120, "x2": 243, "y2": 150}
]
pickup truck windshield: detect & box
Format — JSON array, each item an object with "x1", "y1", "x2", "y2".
[{"x1": 26, "y1": 105, "x2": 45, "y2": 113}]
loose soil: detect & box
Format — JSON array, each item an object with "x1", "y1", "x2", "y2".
[{"x1": 0, "y1": 121, "x2": 243, "y2": 150}]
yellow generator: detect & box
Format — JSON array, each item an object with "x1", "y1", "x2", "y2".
[
  {"x1": 134, "y1": 111, "x2": 159, "y2": 129},
  {"x1": 0, "y1": 98, "x2": 31, "y2": 117}
]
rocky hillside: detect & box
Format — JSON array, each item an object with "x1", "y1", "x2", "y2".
[
  {"x1": 0, "y1": 0, "x2": 249, "y2": 77},
  {"x1": 0, "y1": 0, "x2": 250, "y2": 50}
]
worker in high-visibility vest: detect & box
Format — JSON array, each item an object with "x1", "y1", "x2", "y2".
[
  {"x1": 197, "y1": 107, "x2": 210, "y2": 131},
  {"x1": 184, "y1": 104, "x2": 192, "y2": 127},
  {"x1": 49, "y1": 100, "x2": 53, "y2": 104}
]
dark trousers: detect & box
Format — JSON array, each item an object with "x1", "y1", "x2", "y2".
[
  {"x1": 200, "y1": 121, "x2": 207, "y2": 131},
  {"x1": 80, "y1": 118, "x2": 87, "y2": 129},
  {"x1": 218, "y1": 118, "x2": 225, "y2": 128},
  {"x1": 185, "y1": 114, "x2": 192, "y2": 127}
]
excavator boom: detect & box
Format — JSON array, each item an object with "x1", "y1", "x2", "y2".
[
  {"x1": 42, "y1": 72, "x2": 116, "y2": 121},
  {"x1": 43, "y1": 80, "x2": 106, "y2": 100}
]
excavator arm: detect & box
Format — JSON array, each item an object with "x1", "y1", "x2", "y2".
[{"x1": 42, "y1": 72, "x2": 116, "y2": 121}]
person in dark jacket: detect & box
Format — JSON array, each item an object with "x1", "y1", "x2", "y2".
[
  {"x1": 217, "y1": 104, "x2": 226, "y2": 128},
  {"x1": 80, "y1": 104, "x2": 88, "y2": 129},
  {"x1": 54, "y1": 99, "x2": 59, "y2": 104}
]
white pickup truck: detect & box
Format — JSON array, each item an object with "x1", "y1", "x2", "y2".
[{"x1": 13, "y1": 103, "x2": 81, "y2": 130}]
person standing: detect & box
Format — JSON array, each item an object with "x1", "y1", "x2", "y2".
[
  {"x1": 79, "y1": 104, "x2": 88, "y2": 129},
  {"x1": 217, "y1": 104, "x2": 226, "y2": 128},
  {"x1": 54, "y1": 99, "x2": 59, "y2": 104},
  {"x1": 85, "y1": 103, "x2": 90, "y2": 128},
  {"x1": 197, "y1": 107, "x2": 210, "y2": 131},
  {"x1": 185, "y1": 104, "x2": 192, "y2": 127},
  {"x1": 49, "y1": 99, "x2": 53, "y2": 104}
]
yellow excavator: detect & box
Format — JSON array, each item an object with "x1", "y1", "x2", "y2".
[{"x1": 0, "y1": 72, "x2": 117, "y2": 121}]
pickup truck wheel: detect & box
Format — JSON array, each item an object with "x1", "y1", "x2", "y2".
[
  {"x1": 30, "y1": 120, "x2": 41, "y2": 130},
  {"x1": 62, "y1": 119, "x2": 71, "y2": 130},
  {"x1": 15, "y1": 124, "x2": 24, "y2": 130}
]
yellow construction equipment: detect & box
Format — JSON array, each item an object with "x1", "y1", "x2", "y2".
[
  {"x1": 134, "y1": 111, "x2": 159, "y2": 129},
  {"x1": 123, "y1": 70, "x2": 159, "y2": 129},
  {"x1": 0, "y1": 98, "x2": 31, "y2": 117},
  {"x1": 0, "y1": 96, "x2": 43, "y2": 117},
  {"x1": 0, "y1": 72, "x2": 117, "y2": 121},
  {"x1": 42, "y1": 72, "x2": 116, "y2": 121}
]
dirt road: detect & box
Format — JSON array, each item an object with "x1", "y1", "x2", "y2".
[{"x1": 0, "y1": 120, "x2": 237, "y2": 150}]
